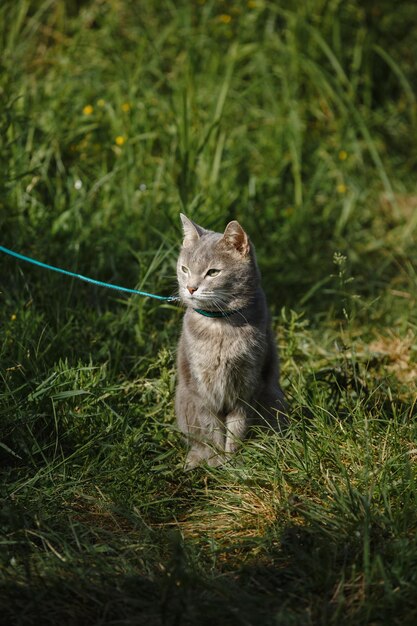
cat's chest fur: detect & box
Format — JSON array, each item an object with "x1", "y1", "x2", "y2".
[{"x1": 182, "y1": 314, "x2": 262, "y2": 414}]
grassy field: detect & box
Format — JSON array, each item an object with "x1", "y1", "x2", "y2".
[{"x1": 1, "y1": 1, "x2": 417, "y2": 624}]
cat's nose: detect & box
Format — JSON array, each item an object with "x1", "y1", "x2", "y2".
[{"x1": 187, "y1": 286, "x2": 198, "y2": 294}]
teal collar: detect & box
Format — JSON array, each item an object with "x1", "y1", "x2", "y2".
[{"x1": 193, "y1": 307, "x2": 242, "y2": 318}]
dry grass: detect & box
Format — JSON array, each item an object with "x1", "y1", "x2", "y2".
[
  {"x1": 368, "y1": 330, "x2": 417, "y2": 387},
  {"x1": 172, "y1": 484, "x2": 280, "y2": 544}
]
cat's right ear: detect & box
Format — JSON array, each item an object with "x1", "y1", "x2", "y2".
[{"x1": 180, "y1": 214, "x2": 206, "y2": 247}]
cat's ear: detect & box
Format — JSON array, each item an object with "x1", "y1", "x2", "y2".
[
  {"x1": 180, "y1": 214, "x2": 206, "y2": 247},
  {"x1": 222, "y1": 221, "x2": 250, "y2": 256}
]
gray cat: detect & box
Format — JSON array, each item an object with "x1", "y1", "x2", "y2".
[{"x1": 175, "y1": 214, "x2": 286, "y2": 469}]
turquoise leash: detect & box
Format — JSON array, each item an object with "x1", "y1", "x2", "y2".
[
  {"x1": 0, "y1": 245, "x2": 243, "y2": 317},
  {"x1": 0, "y1": 245, "x2": 178, "y2": 302},
  {"x1": 193, "y1": 307, "x2": 242, "y2": 318}
]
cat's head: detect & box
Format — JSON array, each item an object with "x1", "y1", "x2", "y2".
[{"x1": 177, "y1": 214, "x2": 259, "y2": 312}]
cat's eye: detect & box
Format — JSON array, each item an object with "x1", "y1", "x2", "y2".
[
  {"x1": 206, "y1": 268, "x2": 221, "y2": 277},
  {"x1": 181, "y1": 265, "x2": 189, "y2": 274}
]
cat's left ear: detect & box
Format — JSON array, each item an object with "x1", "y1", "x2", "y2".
[
  {"x1": 180, "y1": 214, "x2": 207, "y2": 247},
  {"x1": 222, "y1": 221, "x2": 250, "y2": 256}
]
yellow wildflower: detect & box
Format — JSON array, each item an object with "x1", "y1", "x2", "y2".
[
  {"x1": 11, "y1": 314, "x2": 17, "y2": 321},
  {"x1": 82, "y1": 104, "x2": 94, "y2": 115},
  {"x1": 337, "y1": 183, "x2": 347, "y2": 194},
  {"x1": 121, "y1": 102, "x2": 131, "y2": 112},
  {"x1": 218, "y1": 14, "x2": 232, "y2": 24},
  {"x1": 338, "y1": 150, "x2": 348, "y2": 161},
  {"x1": 115, "y1": 136, "x2": 126, "y2": 146},
  {"x1": 97, "y1": 99, "x2": 106, "y2": 108}
]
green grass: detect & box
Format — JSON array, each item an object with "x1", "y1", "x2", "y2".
[{"x1": 1, "y1": 1, "x2": 417, "y2": 624}]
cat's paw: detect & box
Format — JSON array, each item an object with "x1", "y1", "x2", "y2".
[
  {"x1": 184, "y1": 449, "x2": 204, "y2": 471},
  {"x1": 184, "y1": 449, "x2": 225, "y2": 470},
  {"x1": 207, "y1": 453, "x2": 226, "y2": 468}
]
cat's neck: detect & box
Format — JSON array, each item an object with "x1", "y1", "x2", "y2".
[
  {"x1": 188, "y1": 289, "x2": 266, "y2": 325},
  {"x1": 193, "y1": 307, "x2": 244, "y2": 319}
]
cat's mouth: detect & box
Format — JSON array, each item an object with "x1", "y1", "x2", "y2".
[
  {"x1": 184, "y1": 291, "x2": 208, "y2": 305},
  {"x1": 183, "y1": 289, "x2": 233, "y2": 313}
]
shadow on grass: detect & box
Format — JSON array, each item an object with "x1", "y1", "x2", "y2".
[{"x1": 2, "y1": 512, "x2": 416, "y2": 626}]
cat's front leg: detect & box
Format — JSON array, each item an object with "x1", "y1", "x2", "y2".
[
  {"x1": 178, "y1": 394, "x2": 226, "y2": 469},
  {"x1": 225, "y1": 409, "x2": 248, "y2": 455}
]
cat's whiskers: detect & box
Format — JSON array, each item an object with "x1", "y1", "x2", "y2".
[
  {"x1": 210, "y1": 296, "x2": 250, "y2": 325},
  {"x1": 188, "y1": 290, "x2": 250, "y2": 324}
]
